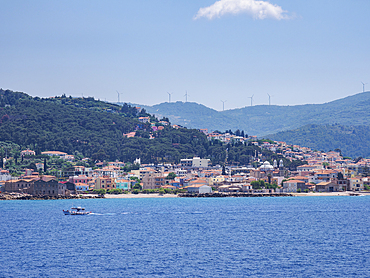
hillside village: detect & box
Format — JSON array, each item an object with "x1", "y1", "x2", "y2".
[{"x1": 1, "y1": 126, "x2": 369, "y2": 199}]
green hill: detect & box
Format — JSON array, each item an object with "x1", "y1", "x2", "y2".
[
  {"x1": 138, "y1": 92, "x2": 370, "y2": 136},
  {"x1": 265, "y1": 124, "x2": 370, "y2": 158},
  {"x1": 0, "y1": 89, "x2": 285, "y2": 166}
]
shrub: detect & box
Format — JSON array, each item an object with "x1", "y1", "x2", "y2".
[
  {"x1": 107, "y1": 188, "x2": 122, "y2": 194},
  {"x1": 93, "y1": 189, "x2": 106, "y2": 195}
]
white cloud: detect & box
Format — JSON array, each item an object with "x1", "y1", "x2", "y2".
[{"x1": 194, "y1": 0, "x2": 290, "y2": 20}]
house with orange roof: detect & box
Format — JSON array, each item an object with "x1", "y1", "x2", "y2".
[
  {"x1": 316, "y1": 181, "x2": 342, "y2": 192},
  {"x1": 123, "y1": 131, "x2": 136, "y2": 138},
  {"x1": 312, "y1": 170, "x2": 338, "y2": 183},
  {"x1": 115, "y1": 178, "x2": 131, "y2": 190},
  {"x1": 4, "y1": 179, "x2": 35, "y2": 193},
  {"x1": 75, "y1": 182, "x2": 89, "y2": 192},
  {"x1": 21, "y1": 149, "x2": 35, "y2": 156},
  {"x1": 95, "y1": 177, "x2": 116, "y2": 190},
  {"x1": 282, "y1": 179, "x2": 306, "y2": 193},
  {"x1": 138, "y1": 116, "x2": 150, "y2": 123},
  {"x1": 210, "y1": 175, "x2": 225, "y2": 185}
]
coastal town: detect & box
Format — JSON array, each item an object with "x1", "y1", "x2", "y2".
[{"x1": 1, "y1": 128, "x2": 369, "y2": 200}]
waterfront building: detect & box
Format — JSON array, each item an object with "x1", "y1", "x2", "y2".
[
  {"x1": 95, "y1": 177, "x2": 116, "y2": 190},
  {"x1": 115, "y1": 178, "x2": 131, "y2": 190},
  {"x1": 142, "y1": 172, "x2": 165, "y2": 189},
  {"x1": 186, "y1": 184, "x2": 212, "y2": 194},
  {"x1": 315, "y1": 181, "x2": 342, "y2": 192}
]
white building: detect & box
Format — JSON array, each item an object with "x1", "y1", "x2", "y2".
[
  {"x1": 181, "y1": 157, "x2": 211, "y2": 168},
  {"x1": 0, "y1": 170, "x2": 12, "y2": 181},
  {"x1": 186, "y1": 184, "x2": 212, "y2": 194}
]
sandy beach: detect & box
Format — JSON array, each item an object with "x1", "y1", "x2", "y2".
[{"x1": 103, "y1": 193, "x2": 178, "y2": 199}]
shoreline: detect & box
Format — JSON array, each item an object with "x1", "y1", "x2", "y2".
[
  {"x1": 1, "y1": 191, "x2": 368, "y2": 200},
  {"x1": 291, "y1": 192, "x2": 367, "y2": 197},
  {"x1": 104, "y1": 193, "x2": 178, "y2": 199}
]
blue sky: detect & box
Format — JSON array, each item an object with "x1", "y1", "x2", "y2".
[{"x1": 1, "y1": 0, "x2": 370, "y2": 110}]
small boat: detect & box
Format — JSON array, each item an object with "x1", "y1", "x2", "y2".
[{"x1": 63, "y1": 207, "x2": 91, "y2": 215}]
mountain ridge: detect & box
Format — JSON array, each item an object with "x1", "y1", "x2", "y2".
[{"x1": 131, "y1": 91, "x2": 370, "y2": 136}]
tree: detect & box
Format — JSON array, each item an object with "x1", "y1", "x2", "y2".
[
  {"x1": 93, "y1": 189, "x2": 106, "y2": 195},
  {"x1": 108, "y1": 188, "x2": 122, "y2": 194},
  {"x1": 132, "y1": 183, "x2": 142, "y2": 190},
  {"x1": 28, "y1": 162, "x2": 37, "y2": 172},
  {"x1": 251, "y1": 180, "x2": 265, "y2": 189},
  {"x1": 222, "y1": 165, "x2": 226, "y2": 175},
  {"x1": 44, "y1": 158, "x2": 47, "y2": 172},
  {"x1": 166, "y1": 172, "x2": 176, "y2": 179}
]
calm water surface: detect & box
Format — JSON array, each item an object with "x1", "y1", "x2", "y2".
[{"x1": 1, "y1": 196, "x2": 370, "y2": 277}]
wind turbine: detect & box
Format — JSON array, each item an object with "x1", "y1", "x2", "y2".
[
  {"x1": 248, "y1": 95, "x2": 254, "y2": 106},
  {"x1": 361, "y1": 82, "x2": 367, "y2": 92},
  {"x1": 167, "y1": 92, "x2": 173, "y2": 103},
  {"x1": 116, "y1": 90, "x2": 123, "y2": 103},
  {"x1": 267, "y1": 93, "x2": 273, "y2": 105},
  {"x1": 221, "y1": 100, "x2": 227, "y2": 111},
  {"x1": 184, "y1": 91, "x2": 189, "y2": 102}
]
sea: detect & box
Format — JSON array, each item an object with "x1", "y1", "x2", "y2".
[{"x1": 1, "y1": 196, "x2": 370, "y2": 277}]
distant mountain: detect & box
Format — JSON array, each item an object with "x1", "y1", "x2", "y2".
[
  {"x1": 265, "y1": 124, "x2": 370, "y2": 159},
  {"x1": 134, "y1": 102, "x2": 237, "y2": 132},
  {"x1": 135, "y1": 92, "x2": 370, "y2": 136}
]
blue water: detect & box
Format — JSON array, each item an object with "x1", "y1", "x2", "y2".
[{"x1": 1, "y1": 196, "x2": 370, "y2": 277}]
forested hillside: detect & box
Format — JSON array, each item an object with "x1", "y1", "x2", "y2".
[
  {"x1": 0, "y1": 89, "x2": 304, "y2": 168},
  {"x1": 266, "y1": 124, "x2": 370, "y2": 158}
]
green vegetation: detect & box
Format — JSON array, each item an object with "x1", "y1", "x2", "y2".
[
  {"x1": 107, "y1": 188, "x2": 122, "y2": 194},
  {"x1": 266, "y1": 124, "x2": 370, "y2": 158},
  {"x1": 0, "y1": 89, "x2": 309, "y2": 167},
  {"x1": 132, "y1": 183, "x2": 142, "y2": 190},
  {"x1": 166, "y1": 172, "x2": 176, "y2": 179},
  {"x1": 93, "y1": 189, "x2": 106, "y2": 195},
  {"x1": 251, "y1": 180, "x2": 278, "y2": 190}
]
